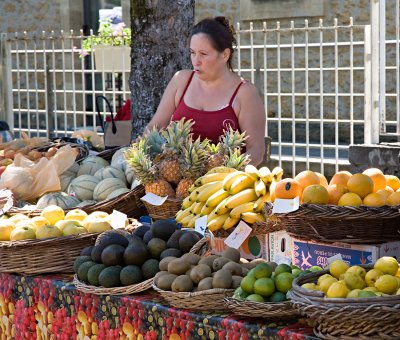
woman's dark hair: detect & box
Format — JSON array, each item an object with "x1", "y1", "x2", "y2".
[{"x1": 190, "y1": 16, "x2": 236, "y2": 71}]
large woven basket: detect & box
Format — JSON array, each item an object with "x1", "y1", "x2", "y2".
[
  {"x1": 288, "y1": 265, "x2": 400, "y2": 339},
  {"x1": 0, "y1": 233, "x2": 98, "y2": 275},
  {"x1": 224, "y1": 296, "x2": 298, "y2": 319},
  {"x1": 143, "y1": 198, "x2": 182, "y2": 220},
  {"x1": 265, "y1": 202, "x2": 400, "y2": 243}
]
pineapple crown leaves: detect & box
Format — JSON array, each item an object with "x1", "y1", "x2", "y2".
[
  {"x1": 206, "y1": 142, "x2": 221, "y2": 154},
  {"x1": 161, "y1": 118, "x2": 195, "y2": 155},
  {"x1": 224, "y1": 148, "x2": 251, "y2": 170},
  {"x1": 220, "y1": 127, "x2": 248, "y2": 152},
  {"x1": 181, "y1": 137, "x2": 208, "y2": 178},
  {"x1": 142, "y1": 126, "x2": 166, "y2": 160}
]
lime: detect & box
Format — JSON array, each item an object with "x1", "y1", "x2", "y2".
[
  {"x1": 298, "y1": 269, "x2": 312, "y2": 277},
  {"x1": 246, "y1": 294, "x2": 264, "y2": 302},
  {"x1": 233, "y1": 287, "x2": 248, "y2": 300},
  {"x1": 268, "y1": 291, "x2": 287, "y2": 302},
  {"x1": 292, "y1": 268, "x2": 302, "y2": 278},
  {"x1": 309, "y1": 266, "x2": 323, "y2": 272},
  {"x1": 253, "y1": 263, "x2": 273, "y2": 279},
  {"x1": 247, "y1": 268, "x2": 256, "y2": 278},
  {"x1": 275, "y1": 272, "x2": 294, "y2": 293},
  {"x1": 240, "y1": 275, "x2": 256, "y2": 294},
  {"x1": 254, "y1": 278, "x2": 275, "y2": 298},
  {"x1": 358, "y1": 290, "x2": 376, "y2": 298},
  {"x1": 274, "y1": 264, "x2": 292, "y2": 277}
]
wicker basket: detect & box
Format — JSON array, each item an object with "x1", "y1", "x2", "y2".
[
  {"x1": 33, "y1": 138, "x2": 90, "y2": 162},
  {"x1": 288, "y1": 265, "x2": 400, "y2": 339},
  {"x1": 264, "y1": 202, "x2": 400, "y2": 243},
  {"x1": 143, "y1": 198, "x2": 182, "y2": 220},
  {"x1": 73, "y1": 275, "x2": 152, "y2": 295},
  {"x1": 0, "y1": 233, "x2": 98, "y2": 275},
  {"x1": 224, "y1": 296, "x2": 298, "y2": 319}
]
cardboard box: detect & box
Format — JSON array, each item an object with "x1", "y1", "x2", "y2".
[
  {"x1": 269, "y1": 231, "x2": 293, "y2": 263},
  {"x1": 291, "y1": 236, "x2": 400, "y2": 270},
  {"x1": 210, "y1": 233, "x2": 269, "y2": 260}
]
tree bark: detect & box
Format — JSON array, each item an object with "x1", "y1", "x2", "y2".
[{"x1": 129, "y1": 0, "x2": 195, "y2": 140}]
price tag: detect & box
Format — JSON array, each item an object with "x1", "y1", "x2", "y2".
[
  {"x1": 140, "y1": 193, "x2": 168, "y2": 206},
  {"x1": 194, "y1": 215, "x2": 207, "y2": 236},
  {"x1": 275, "y1": 254, "x2": 292, "y2": 266},
  {"x1": 327, "y1": 253, "x2": 343, "y2": 265},
  {"x1": 272, "y1": 197, "x2": 300, "y2": 214},
  {"x1": 109, "y1": 210, "x2": 127, "y2": 229},
  {"x1": 224, "y1": 221, "x2": 252, "y2": 249}
]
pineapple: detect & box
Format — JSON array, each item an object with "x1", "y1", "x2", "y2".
[
  {"x1": 157, "y1": 118, "x2": 194, "y2": 184},
  {"x1": 225, "y1": 148, "x2": 251, "y2": 170},
  {"x1": 176, "y1": 137, "x2": 208, "y2": 199},
  {"x1": 142, "y1": 126, "x2": 165, "y2": 160},
  {"x1": 125, "y1": 140, "x2": 175, "y2": 197},
  {"x1": 205, "y1": 127, "x2": 248, "y2": 171}
]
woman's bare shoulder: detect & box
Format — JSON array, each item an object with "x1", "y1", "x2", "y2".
[
  {"x1": 171, "y1": 69, "x2": 193, "y2": 85},
  {"x1": 237, "y1": 80, "x2": 261, "y2": 99}
]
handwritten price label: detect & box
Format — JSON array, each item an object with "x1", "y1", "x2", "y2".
[
  {"x1": 224, "y1": 221, "x2": 252, "y2": 249},
  {"x1": 194, "y1": 215, "x2": 207, "y2": 236},
  {"x1": 272, "y1": 197, "x2": 300, "y2": 214},
  {"x1": 110, "y1": 210, "x2": 127, "y2": 229},
  {"x1": 140, "y1": 193, "x2": 168, "y2": 206}
]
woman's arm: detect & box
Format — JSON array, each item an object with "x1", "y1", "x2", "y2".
[
  {"x1": 146, "y1": 70, "x2": 191, "y2": 131},
  {"x1": 236, "y1": 83, "x2": 266, "y2": 166}
]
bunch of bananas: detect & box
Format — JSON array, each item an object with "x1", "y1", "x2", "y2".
[{"x1": 175, "y1": 165, "x2": 283, "y2": 231}]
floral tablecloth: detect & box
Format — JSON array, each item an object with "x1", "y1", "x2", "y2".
[{"x1": 0, "y1": 273, "x2": 317, "y2": 339}]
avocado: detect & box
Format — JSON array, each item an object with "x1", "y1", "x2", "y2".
[
  {"x1": 95, "y1": 230, "x2": 129, "y2": 252},
  {"x1": 167, "y1": 258, "x2": 191, "y2": 275},
  {"x1": 91, "y1": 245, "x2": 103, "y2": 263},
  {"x1": 198, "y1": 255, "x2": 219, "y2": 269},
  {"x1": 231, "y1": 275, "x2": 243, "y2": 289},
  {"x1": 98, "y1": 266, "x2": 122, "y2": 288},
  {"x1": 212, "y1": 269, "x2": 233, "y2": 289},
  {"x1": 171, "y1": 275, "x2": 194, "y2": 292},
  {"x1": 159, "y1": 257, "x2": 177, "y2": 271},
  {"x1": 160, "y1": 248, "x2": 182, "y2": 260},
  {"x1": 189, "y1": 264, "x2": 212, "y2": 284},
  {"x1": 222, "y1": 247, "x2": 241, "y2": 263},
  {"x1": 212, "y1": 257, "x2": 232, "y2": 271},
  {"x1": 143, "y1": 230, "x2": 153, "y2": 244},
  {"x1": 197, "y1": 277, "x2": 213, "y2": 291},
  {"x1": 157, "y1": 273, "x2": 178, "y2": 291},
  {"x1": 77, "y1": 261, "x2": 97, "y2": 282},
  {"x1": 87, "y1": 264, "x2": 106, "y2": 286},
  {"x1": 178, "y1": 232, "x2": 201, "y2": 253},
  {"x1": 222, "y1": 262, "x2": 243, "y2": 276},
  {"x1": 151, "y1": 219, "x2": 179, "y2": 241},
  {"x1": 74, "y1": 256, "x2": 92, "y2": 273},
  {"x1": 120, "y1": 265, "x2": 143, "y2": 286},
  {"x1": 141, "y1": 259, "x2": 160, "y2": 279},
  {"x1": 147, "y1": 238, "x2": 167, "y2": 259},
  {"x1": 181, "y1": 253, "x2": 201, "y2": 265},
  {"x1": 123, "y1": 238, "x2": 149, "y2": 266},
  {"x1": 166, "y1": 230, "x2": 184, "y2": 249},
  {"x1": 101, "y1": 244, "x2": 125, "y2": 266},
  {"x1": 80, "y1": 246, "x2": 94, "y2": 256},
  {"x1": 132, "y1": 224, "x2": 151, "y2": 239}
]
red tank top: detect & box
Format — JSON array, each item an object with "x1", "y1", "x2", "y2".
[{"x1": 171, "y1": 71, "x2": 244, "y2": 144}]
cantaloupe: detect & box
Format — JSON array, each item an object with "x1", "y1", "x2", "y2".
[
  {"x1": 125, "y1": 166, "x2": 135, "y2": 185},
  {"x1": 77, "y1": 200, "x2": 97, "y2": 207},
  {"x1": 77, "y1": 156, "x2": 110, "y2": 176},
  {"x1": 93, "y1": 178, "x2": 127, "y2": 202},
  {"x1": 106, "y1": 187, "x2": 130, "y2": 200},
  {"x1": 67, "y1": 162, "x2": 80, "y2": 174},
  {"x1": 36, "y1": 192, "x2": 80, "y2": 209},
  {"x1": 94, "y1": 166, "x2": 127, "y2": 184},
  {"x1": 60, "y1": 173, "x2": 75, "y2": 192},
  {"x1": 111, "y1": 147, "x2": 128, "y2": 171},
  {"x1": 67, "y1": 175, "x2": 101, "y2": 201}
]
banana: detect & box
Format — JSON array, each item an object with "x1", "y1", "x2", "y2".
[
  {"x1": 181, "y1": 196, "x2": 193, "y2": 210},
  {"x1": 215, "y1": 196, "x2": 232, "y2": 215},
  {"x1": 207, "y1": 207, "x2": 218, "y2": 222},
  {"x1": 272, "y1": 166, "x2": 284, "y2": 182},
  {"x1": 188, "y1": 184, "x2": 197, "y2": 193},
  {"x1": 259, "y1": 166, "x2": 273, "y2": 184},
  {"x1": 200, "y1": 204, "x2": 215, "y2": 216},
  {"x1": 205, "y1": 188, "x2": 230, "y2": 208},
  {"x1": 229, "y1": 174, "x2": 255, "y2": 195},
  {"x1": 196, "y1": 181, "x2": 223, "y2": 202},
  {"x1": 254, "y1": 179, "x2": 267, "y2": 197},
  {"x1": 223, "y1": 216, "x2": 240, "y2": 230},
  {"x1": 188, "y1": 188, "x2": 198, "y2": 202},
  {"x1": 269, "y1": 180, "x2": 277, "y2": 202},
  {"x1": 253, "y1": 193, "x2": 271, "y2": 212},
  {"x1": 193, "y1": 201, "x2": 205, "y2": 215},
  {"x1": 245, "y1": 164, "x2": 260, "y2": 181},
  {"x1": 181, "y1": 213, "x2": 194, "y2": 227},
  {"x1": 222, "y1": 171, "x2": 246, "y2": 191},
  {"x1": 229, "y1": 202, "x2": 256, "y2": 219},
  {"x1": 207, "y1": 213, "x2": 230, "y2": 231},
  {"x1": 188, "y1": 214, "x2": 199, "y2": 228},
  {"x1": 225, "y1": 189, "x2": 258, "y2": 209},
  {"x1": 207, "y1": 166, "x2": 238, "y2": 174},
  {"x1": 196, "y1": 172, "x2": 231, "y2": 186},
  {"x1": 176, "y1": 208, "x2": 191, "y2": 223},
  {"x1": 241, "y1": 212, "x2": 266, "y2": 224}
]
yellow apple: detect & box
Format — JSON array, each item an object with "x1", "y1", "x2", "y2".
[
  {"x1": 15, "y1": 220, "x2": 37, "y2": 230},
  {"x1": 64, "y1": 209, "x2": 88, "y2": 222},
  {"x1": 55, "y1": 219, "x2": 82, "y2": 232},
  {"x1": 88, "y1": 211, "x2": 109, "y2": 220},
  {"x1": 10, "y1": 226, "x2": 36, "y2": 241},
  {"x1": 36, "y1": 225, "x2": 63, "y2": 239},
  {"x1": 62, "y1": 224, "x2": 87, "y2": 236},
  {"x1": 31, "y1": 216, "x2": 50, "y2": 230},
  {"x1": 0, "y1": 220, "x2": 15, "y2": 241},
  {"x1": 40, "y1": 205, "x2": 65, "y2": 225},
  {"x1": 86, "y1": 220, "x2": 112, "y2": 233},
  {"x1": 9, "y1": 214, "x2": 30, "y2": 225}
]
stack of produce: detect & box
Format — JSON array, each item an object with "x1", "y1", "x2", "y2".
[
  {"x1": 125, "y1": 118, "x2": 250, "y2": 199},
  {"x1": 301, "y1": 257, "x2": 400, "y2": 298},
  {"x1": 273, "y1": 168, "x2": 400, "y2": 207},
  {"x1": 74, "y1": 219, "x2": 203, "y2": 288},
  {"x1": 176, "y1": 165, "x2": 283, "y2": 230},
  {"x1": 0, "y1": 206, "x2": 126, "y2": 241}
]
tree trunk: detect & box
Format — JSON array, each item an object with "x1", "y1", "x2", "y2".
[{"x1": 129, "y1": 0, "x2": 195, "y2": 140}]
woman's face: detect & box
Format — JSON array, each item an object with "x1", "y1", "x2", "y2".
[{"x1": 190, "y1": 33, "x2": 229, "y2": 79}]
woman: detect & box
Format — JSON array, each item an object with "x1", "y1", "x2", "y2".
[{"x1": 146, "y1": 16, "x2": 266, "y2": 166}]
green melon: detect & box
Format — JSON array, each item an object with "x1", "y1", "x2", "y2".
[
  {"x1": 111, "y1": 147, "x2": 128, "y2": 171},
  {"x1": 106, "y1": 187, "x2": 130, "y2": 200},
  {"x1": 36, "y1": 192, "x2": 80, "y2": 209},
  {"x1": 125, "y1": 166, "x2": 135, "y2": 185},
  {"x1": 94, "y1": 166, "x2": 127, "y2": 184},
  {"x1": 60, "y1": 173, "x2": 75, "y2": 192},
  {"x1": 77, "y1": 200, "x2": 97, "y2": 207},
  {"x1": 93, "y1": 178, "x2": 127, "y2": 202},
  {"x1": 68, "y1": 175, "x2": 101, "y2": 201},
  {"x1": 67, "y1": 162, "x2": 80, "y2": 174},
  {"x1": 81, "y1": 156, "x2": 109, "y2": 167}
]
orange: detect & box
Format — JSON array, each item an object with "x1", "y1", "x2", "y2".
[
  {"x1": 347, "y1": 173, "x2": 374, "y2": 198},
  {"x1": 376, "y1": 188, "x2": 394, "y2": 201},
  {"x1": 329, "y1": 171, "x2": 352, "y2": 187},
  {"x1": 301, "y1": 185, "x2": 329, "y2": 204},
  {"x1": 387, "y1": 192, "x2": 400, "y2": 206},
  {"x1": 315, "y1": 172, "x2": 329, "y2": 188},
  {"x1": 327, "y1": 184, "x2": 348, "y2": 205},
  {"x1": 338, "y1": 192, "x2": 362, "y2": 207},
  {"x1": 385, "y1": 175, "x2": 400, "y2": 191},
  {"x1": 362, "y1": 193, "x2": 386, "y2": 207},
  {"x1": 362, "y1": 168, "x2": 387, "y2": 192},
  {"x1": 274, "y1": 178, "x2": 303, "y2": 199},
  {"x1": 294, "y1": 170, "x2": 320, "y2": 190}
]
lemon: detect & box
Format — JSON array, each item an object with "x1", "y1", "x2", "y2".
[
  {"x1": 346, "y1": 265, "x2": 367, "y2": 279},
  {"x1": 317, "y1": 274, "x2": 334, "y2": 286},
  {"x1": 329, "y1": 260, "x2": 349, "y2": 279},
  {"x1": 347, "y1": 289, "x2": 361, "y2": 298},
  {"x1": 301, "y1": 283, "x2": 317, "y2": 290},
  {"x1": 374, "y1": 274, "x2": 398, "y2": 294},
  {"x1": 365, "y1": 268, "x2": 383, "y2": 287},
  {"x1": 326, "y1": 281, "x2": 349, "y2": 298},
  {"x1": 342, "y1": 272, "x2": 366, "y2": 290},
  {"x1": 363, "y1": 286, "x2": 378, "y2": 292},
  {"x1": 0, "y1": 220, "x2": 15, "y2": 241},
  {"x1": 319, "y1": 277, "x2": 338, "y2": 294},
  {"x1": 374, "y1": 257, "x2": 399, "y2": 276},
  {"x1": 40, "y1": 205, "x2": 65, "y2": 225}
]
